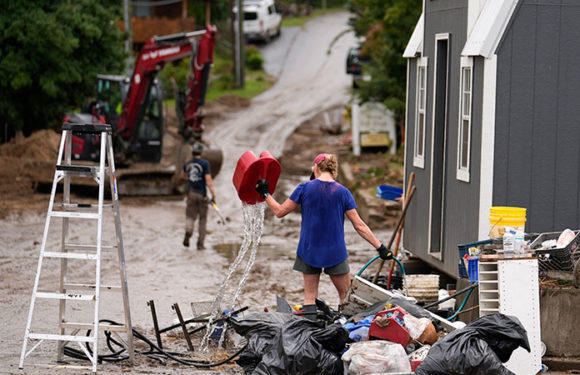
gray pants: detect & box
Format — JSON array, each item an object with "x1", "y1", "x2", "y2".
[{"x1": 185, "y1": 191, "x2": 208, "y2": 247}]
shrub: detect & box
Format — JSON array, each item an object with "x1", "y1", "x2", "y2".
[{"x1": 245, "y1": 46, "x2": 264, "y2": 71}]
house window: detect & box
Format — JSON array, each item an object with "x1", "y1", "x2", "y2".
[
  {"x1": 457, "y1": 57, "x2": 473, "y2": 182},
  {"x1": 414, "y1": 57, "x2": 428, "y2": 168}
]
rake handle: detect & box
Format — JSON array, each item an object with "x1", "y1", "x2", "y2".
[{"x1": 372, "y1": 184, "x2": 416, "y2": 284}]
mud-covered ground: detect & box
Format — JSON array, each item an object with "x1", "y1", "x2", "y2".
[{"x1": 0, "y1": 12, "x2": 403, "y2": 374}]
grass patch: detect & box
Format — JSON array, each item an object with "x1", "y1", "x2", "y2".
[
  {"x1": 282, "y1": 7, "x2": 345, "y2": 28},
  {"x1": 206, "y1": 70, "x2": 275, "y2": 101},
  {"x1": 205, "y1": 52, "x2": 275, "y2": 101}
]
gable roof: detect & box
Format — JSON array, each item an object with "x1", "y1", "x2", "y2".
[
  {"x1": 402, "y1": 0, "x2": 519, "y2": 59},
  {"x1": 462, "y1": 0, "x2": 519, "y2": 57},
  {"x1": 403, "y1": 13, "x2": 424, "y2": 58}
]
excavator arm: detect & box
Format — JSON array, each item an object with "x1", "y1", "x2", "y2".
[
  {"x1": 119, "y1": 25, "x2": 216, "y2": 144},
  {"x1": 64, "y1": 25, "x2": 220, "y2": 195}
]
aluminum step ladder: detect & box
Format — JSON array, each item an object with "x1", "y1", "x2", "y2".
[{"x1": 19, "y1": 123, "x2": 134, "y2": 372}]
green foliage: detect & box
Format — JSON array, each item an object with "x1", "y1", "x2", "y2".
[
  {"x1": 367, "y1": 166, "x2": 385, "y2": 178},
  {"x1": 245, "y1": 45, "x2": 264, "y2": 71},
  {"x1": 159, "y1": 59, "x2": 191, "y2": 95},
  {"x1": 0, "y1": 0, "x2": 126, "y2": 134},
  {"x1": 188, "y1": 1, "x2": 231, "y2": 26},
  {"x1": 348, "y1": 0, "x2": 421, "y2": 124},
  {"x1": 206, "y1": 70, "x2": 274, "y2": 101}
]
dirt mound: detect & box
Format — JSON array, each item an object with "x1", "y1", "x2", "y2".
[
  {"x1": 0, "y1": 130, "x2": 61, "y2": 215},
  {"x1": 203, "y1": 94, "x2": 251, "y2": 126},
  {"x1": 0, "y1": 129, "x2": 61, "y2": 161},
  {"x1": 214, "y1": 94, "x2": 251, "y2": 108}
]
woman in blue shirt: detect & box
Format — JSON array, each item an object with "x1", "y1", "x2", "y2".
[{"x1": 256, "y1": 153, "x2": 388, "y2": 316}]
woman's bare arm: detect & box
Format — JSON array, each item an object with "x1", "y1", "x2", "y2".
[
  {"x1": 264, "y1": 196, "x2": 298, "y2": 218},
  {"x1": 346, "y1": 208, "x2": 381, "y2": 248}
]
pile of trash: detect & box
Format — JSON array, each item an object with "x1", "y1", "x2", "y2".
[{"x1": 227, "y1": 296, "x2": 530, "y2": 374}]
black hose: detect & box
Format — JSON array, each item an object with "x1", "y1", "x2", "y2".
[{"x1": 63, "y1": 314, "x2": 248, "y2": 368}]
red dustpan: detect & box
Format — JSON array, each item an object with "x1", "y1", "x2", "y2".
[{"x1": 233, "y1": 151, "x2": 281, "y2": 204}]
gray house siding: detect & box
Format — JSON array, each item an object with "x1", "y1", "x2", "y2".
[
  {"x1": 404, "y1": 58, "x2": 432, "y2": 257},
  {"x1": 404, "y1": 0, "x2": 480, "y2": 276},
  {"x1": 493, "y1": 0, "x2": 580, "y2": 232}
]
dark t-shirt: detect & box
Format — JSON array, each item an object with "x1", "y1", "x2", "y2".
[
  {"x1": 182, "y1": 157, "x2": 211, "y2": 196},
  {"x1": 289, "y1": 179, "x2": 357, "y2": 268}
]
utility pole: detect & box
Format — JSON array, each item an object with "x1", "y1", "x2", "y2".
[
  {"x1": 123, "y1": 0, "x2": 133, "y2": 74},
  {"x1": 234, "y1": 0, "x2": 245, "y2": 88},
  {"x1": 230, "y1": 0, "x2": 236, "y2": 81},
  {"x1": 205, "y1": 1, "x2": 211, "y2": 25}
]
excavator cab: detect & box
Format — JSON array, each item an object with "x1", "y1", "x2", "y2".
[
  {"x1": 95, "y1": 75, "x2": 164, "y2": 163},
  {"x1": 95, "y1": 75, "x2": 127, "y2": 126}
]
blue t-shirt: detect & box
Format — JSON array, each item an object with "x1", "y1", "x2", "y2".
[
  {"x1": 182, "y1": 157, "x2": 211, "y2": 196},
  {"x1": 289, "y1": 179, "x2": 357, "y2": 268}
]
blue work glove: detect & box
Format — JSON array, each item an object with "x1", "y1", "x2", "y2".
[
  {"x1": 256, "y1": 179, "x2": 270, "y2": 198},
  {"x1": 376, "y1": 244, "x2": 392, "y2": 260}
]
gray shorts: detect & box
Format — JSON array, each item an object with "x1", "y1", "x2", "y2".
[{"x1": 293, "y1": 255, "x2": 350, "y2": 275}]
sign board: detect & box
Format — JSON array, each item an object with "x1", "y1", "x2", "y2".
[
  {"x1": 361, "y1": 133, "x2": 391, "y2": 147},
  {"x1": 355, "y1": 102, "x2": 397, "y2": 154},
  {"x1": 359, "y1": 102, "x2": 394, "y2": 133}
]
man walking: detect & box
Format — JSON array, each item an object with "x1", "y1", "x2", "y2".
[{"x1": 181, "y1": 142, "x2": 216, "y2": 249}]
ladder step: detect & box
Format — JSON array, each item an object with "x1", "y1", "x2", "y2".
[
  {"x1": 50, "y1": 212, "x2": 99, "y2": 220},
  {"x1": 63, "y1": 123, "x2": 112, "y2": 134},
  {"x1": 65, "y1": 244, "x2": 116, "y2": 251},
  {"x1": 36, "y1": 292, "x2": 95, "y2": 301},
  {"x1": 43, "y1": 252, "x2": 98, "y2": 260},
  {"x1": 63, "y1": 284, "x2": 121, "y2": 292},
  {"x1": 55, "y1": 165, "x2": 101, "y2": 177},
  {"x1": 61, "y1": 322, "x2": 128, "y2": 332},
  {"x1": 28, "y1": 333, "x2": 95, "y2": 343},
  {"x1": 54, "y1": 203, "x2": 114, "y2": 212}
]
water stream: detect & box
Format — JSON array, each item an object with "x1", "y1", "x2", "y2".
[{"x1": 201, "y1": 202, "x2": 266, "y2": 350}]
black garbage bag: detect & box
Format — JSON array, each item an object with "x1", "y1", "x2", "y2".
[
  {"x1": 230, "y1": 312, "x2": 294, "y2": 373},
  {"x1": 415, "y1": 313, "x2": 531, "y2": 375},
  {"x1": 253, "y1": 319, "x2": 349, "y2": 375},
  {"x1": 230, "y1": 313, "x2": 349, "y2": 375}
]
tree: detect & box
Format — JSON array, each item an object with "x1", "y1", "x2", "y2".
[
  {"x1": 348, "y1": 0, "x2": 421, "y2": 128},
  {"x1": 0, "y1": 0, "x2": 126, "y2": 136}
]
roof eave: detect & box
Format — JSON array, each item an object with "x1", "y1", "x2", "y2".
[
  {"x1": 462, "y1": 0, "x2": 519, "y2": 58},
  {"x1": 403, "y1": 13, "x2": 424, "y2": 59}
]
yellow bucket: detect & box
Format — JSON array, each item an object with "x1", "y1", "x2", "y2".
[{"x1": 489, "y1": 206, "x2": 526, "y2": 238}]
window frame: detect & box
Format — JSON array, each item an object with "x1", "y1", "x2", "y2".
[
  {"x1": 413, "y1": 57, "x2": 428, "y2": 169},
  {"x1": 457, "y1": 56, "x2": 473, "y2": 183}
]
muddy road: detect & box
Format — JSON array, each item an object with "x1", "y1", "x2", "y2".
[
  {"x1": 0, "y1": 12, "x2": 393, "y2": 374},
  {"x1": 208, "y1": 11, "x2": 356, "y2": 209}
]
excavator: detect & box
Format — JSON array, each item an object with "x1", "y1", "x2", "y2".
[{"x1": 64, "y1": 25, "x2": 223, "y2": 195}]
